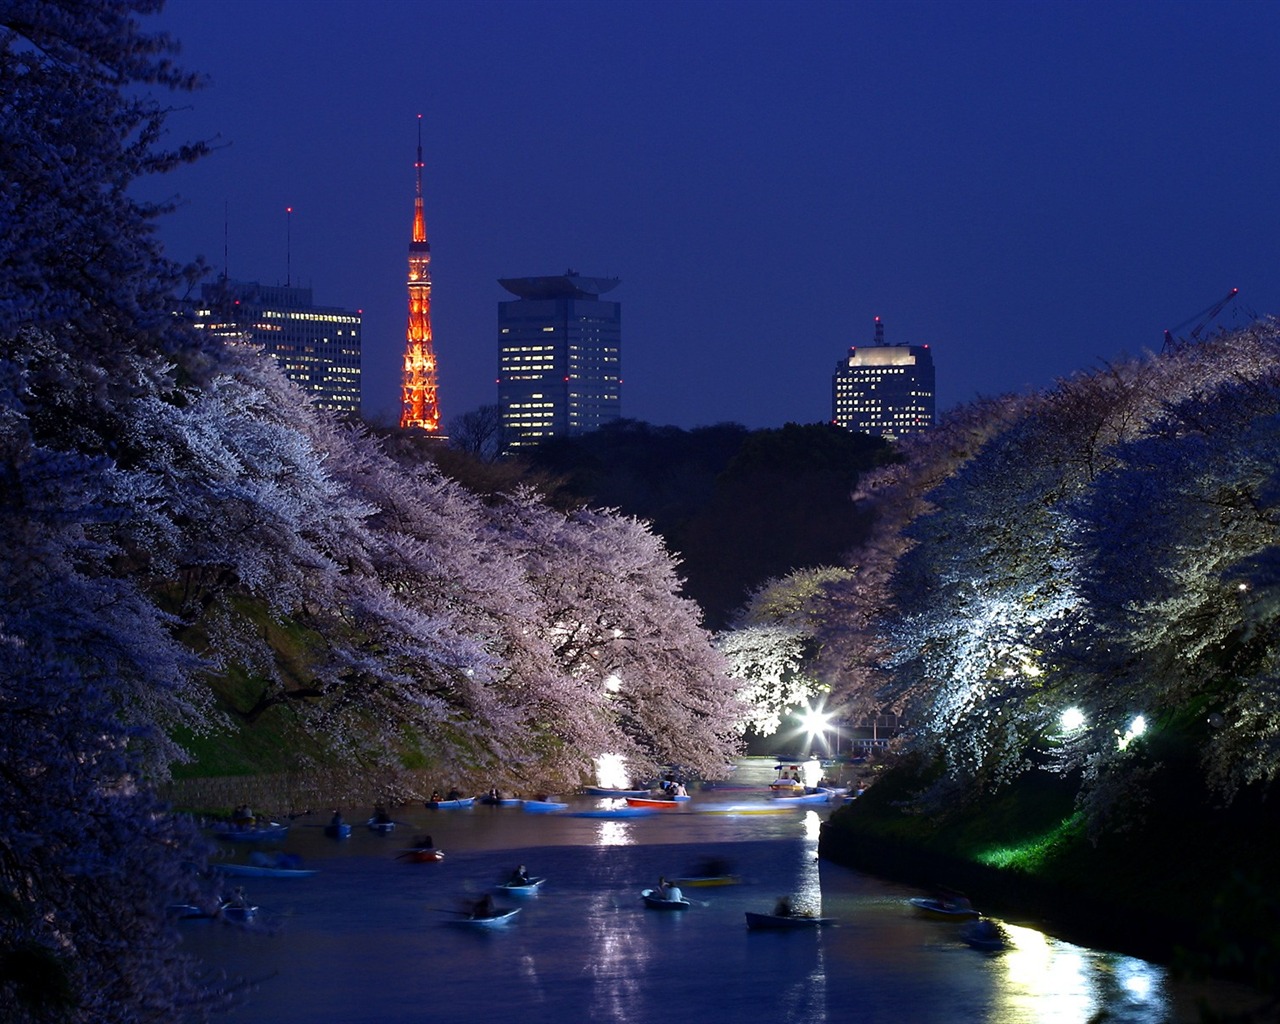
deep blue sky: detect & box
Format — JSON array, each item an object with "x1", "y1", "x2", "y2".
[{"x1": 145, "y1": 0, "x2": 1280, "y2": 430}]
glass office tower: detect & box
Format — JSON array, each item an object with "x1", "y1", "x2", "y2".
[{"x1": 497, "y1": 272, "x2": 621, "y2": 451}]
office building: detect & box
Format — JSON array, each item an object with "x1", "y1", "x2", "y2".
[
  {"x1": 193, "y1": 279, "x2": 362, "y2": 414},
  {"x1": 497, "y1": 272, "x2": 621, "y2": 450},
  {"x1": 832, "y1": 317, "x2": 935, "y2": 438}
]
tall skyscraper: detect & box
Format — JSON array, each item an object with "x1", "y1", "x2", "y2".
[
  {"x1": 193, "y1": 279, "x2": 362, "y2": 414},
  {"x1": 832, "y1": 317, "x2": 935, "y2": 438},
  {"x1": 401, "y1": 115, "x2": 440, "y2": 432},
  {"x1": 497, "y1": 271, "x2": 621, "y2": 450}
]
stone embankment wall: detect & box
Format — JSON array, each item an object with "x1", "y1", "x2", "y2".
[{"x1": 160, "y1": 769, "x2": 439, "y2": 818}]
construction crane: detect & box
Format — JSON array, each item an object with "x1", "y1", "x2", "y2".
[{"x1": 1162, "y1": 287, "x2": 1240, "y2": 351}]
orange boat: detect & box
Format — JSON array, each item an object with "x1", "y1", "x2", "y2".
[{"x1": 624, "y1": 796, "x2": 689, "y2": 809}]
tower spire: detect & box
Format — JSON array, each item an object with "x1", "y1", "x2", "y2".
[{"x1": 400, "y1": 113, "x2": 441, "y2": 432}]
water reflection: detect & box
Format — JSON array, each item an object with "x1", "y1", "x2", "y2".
[
  {"x1": 587, "y1": 888, "x2": 648, "y2": 1023},
  {"x1": 595, "y1": 820, "x2": 632, "y2": 846}
]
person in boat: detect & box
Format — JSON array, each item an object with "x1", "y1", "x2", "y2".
[
  {"x1": 773, "y1": 896, "x2": 793, "y2": 917},
  {"x1": 329, "y1": 809, "x2": 345, "y2": 828},
  {"x1": 672, "y1": 781, "x2": 688, "y2": 798},
  {"x1": 471, "y1": 893, "x2": 498, "y2": 919},
  {"x1": 411, "y1": 834, "x2": 434, "y2": 850},
  {"x1": 372, "y1": 804, "x2": 392, "y2": 825},
  {"x1": 446, "y1": 788, "x2": 462, "y2": 801},
  {"x1": 509, "y1": 864, "x2": 530, "y2": 885},
  {"x1": 488, "y1": 787, "x2": 499, "y2": 801},
  {"x1": 231, "y1": 804, "x2": 255, "y2": 827},
  {"x1": 429, "y1": 790, "x2": 442, "y2": 804},
  {"x1": 656, "y1": 876, "x2": 684, "y2": 903}
]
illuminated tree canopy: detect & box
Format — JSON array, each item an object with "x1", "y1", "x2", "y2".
[{"x1": 819, "y1": 325, "x2": 1280, "y2": 826}]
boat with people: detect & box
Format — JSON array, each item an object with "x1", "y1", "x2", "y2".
[
  {"x1": 908, "y1": 894, "x2": 980, "y2": 921},
  {"x1": 624, "y1": 795, "x2": 690, "y2": 809},
  {"x1": 399, "y1": 834, "x2": 444, "y2": 862},
  {"x1": 213, "y1": 821, "x2": 289, "y2": 843},
  {"x1": 745, "y1": 910, "x2": 835, "y2": 930},
  {"x1": 641, "y1": 887, "x2": 692, "y2": 910},
  {"x1": 451, "y1": 907, "x2": 520, "y2": 928},
  {"x1": 425, "y1": 796, "x2": 475, "y2": 809},
  {"x1": 401, "y1": 847, "x2": 445, "y2": 863},
  {"x1": 367, "y1": 818, "x2": 396, "y2": 833},
  {"x1": 497, "y1": 868, "x2": 545, "y2": 896},
  {"x1": 771, "y1": 789, "x2": 834, "y2": 805},
  {"x1": 324, "y1": 820, "x2": 352, "y2": 839}
]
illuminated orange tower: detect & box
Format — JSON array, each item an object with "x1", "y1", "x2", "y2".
[{"x1": 400, "y1": 114, "x2": 440, "y2": 431}]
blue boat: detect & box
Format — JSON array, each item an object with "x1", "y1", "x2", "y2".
[
  {"x1": 521, "y1": 799, "x2": 567, "y2": 813},
  {"x1": 426, "y1": 796, "x2": 475, "y2": 809}
]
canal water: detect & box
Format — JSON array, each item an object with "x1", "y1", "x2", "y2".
[{"x1": 182, "y1": 759, "x2": 1264, "y2": 1023}]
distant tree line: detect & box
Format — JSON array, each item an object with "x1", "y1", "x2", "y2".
[{"x1": 443, "y1": 416, "x2": 894, "y2": 629}]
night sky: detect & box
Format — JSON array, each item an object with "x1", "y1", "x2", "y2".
[{"x1": 145, "y1": 0, "x2": 1280, "y2": 431}]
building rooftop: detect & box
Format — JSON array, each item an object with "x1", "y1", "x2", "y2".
[{"x1": 498, "y1": 271, "x2": 620, "y2": 300}]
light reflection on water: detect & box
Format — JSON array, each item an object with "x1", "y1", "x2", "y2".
[{"x1": 181, "y1": 760, "x2": 1262, "y2": 1023}]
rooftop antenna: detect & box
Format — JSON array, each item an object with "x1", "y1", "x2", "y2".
[
  {"x1": 285, "y1": 205, "x2": 293, "y2": 287},
  {"x1": 874, "y1": 316, "x2": 885, "y2": 345}
]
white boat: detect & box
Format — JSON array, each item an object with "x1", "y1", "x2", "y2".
[
  {"x1": 497, "y1": 876, "x2": 546, "y2": 896},
  {"x1": 451, "y1": 907, "x2": 520, "y2": 928},
  {"x1": 641, "y1": 888, "x2": 691, "y2": 910}
]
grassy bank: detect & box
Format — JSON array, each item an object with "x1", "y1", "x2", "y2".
[{"x1": 818, "y1": 755, "x2": 1280, "y2": 995}]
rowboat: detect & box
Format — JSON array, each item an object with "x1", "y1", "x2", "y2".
[
  {"x1": 670, "y1": 873, "x2": 741, "y2": 887},
  {"x1": 624, "y1": 796, "x2": 689, "y2": 809},
  {"x1": 366, "y1": 818, "x2": 396, "y2": 833},
  {"x1": 521, "y1": 799, "x2": 567, "y2": 813},
  {"x1": 217, "y1": 901, "x2": 259, "y2": 924},
  {"x1": 908, "y1": 896, "x2": 980, "y2": 921},
  {"x1": 583, "y1": 786, "x2": 652, "y2": 797},
  {"x1": 451, "y1": 907, "x2": 520, "y2": 928},
  {"x1": 745, "y1": 911, "x2": 835, "y2": 930},
  {"x1": 498, "y1": 876, "x2": 546, "y2": 896},
  {"x1": 771, "y1": 790, "x2": 832, "y2": 805},
  {"x1": 400, "y1": 847, "x2": 445, "y2": 863},
  {"x1": 217, "y1": 862, "x2": 317, "y2": 878},
  {"x1": 213, "y1": 822, "x2": 289, "y2": 842},
  {"x1": 425, "y1": 796, "x2": 475, "y2": 809},
  {"x1": 640, "y1": 888, "x2": 691, "y2": 910},
  {"x1": 569, "y1": 806, "x2": 655, "y2": 818},
  {"x1": 959, "y1": 919, "x2": 1007, "y2": 950},
  {"x1": 479, "y1": 795, "x2": 521, "y2": 806},
  {"x1": 323, "y1": 822, "x2": 352, "y2": 839}
]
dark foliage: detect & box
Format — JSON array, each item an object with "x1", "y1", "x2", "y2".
[{"x1": 515, "y1": 419, "x2": 894, "y2": 627}]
